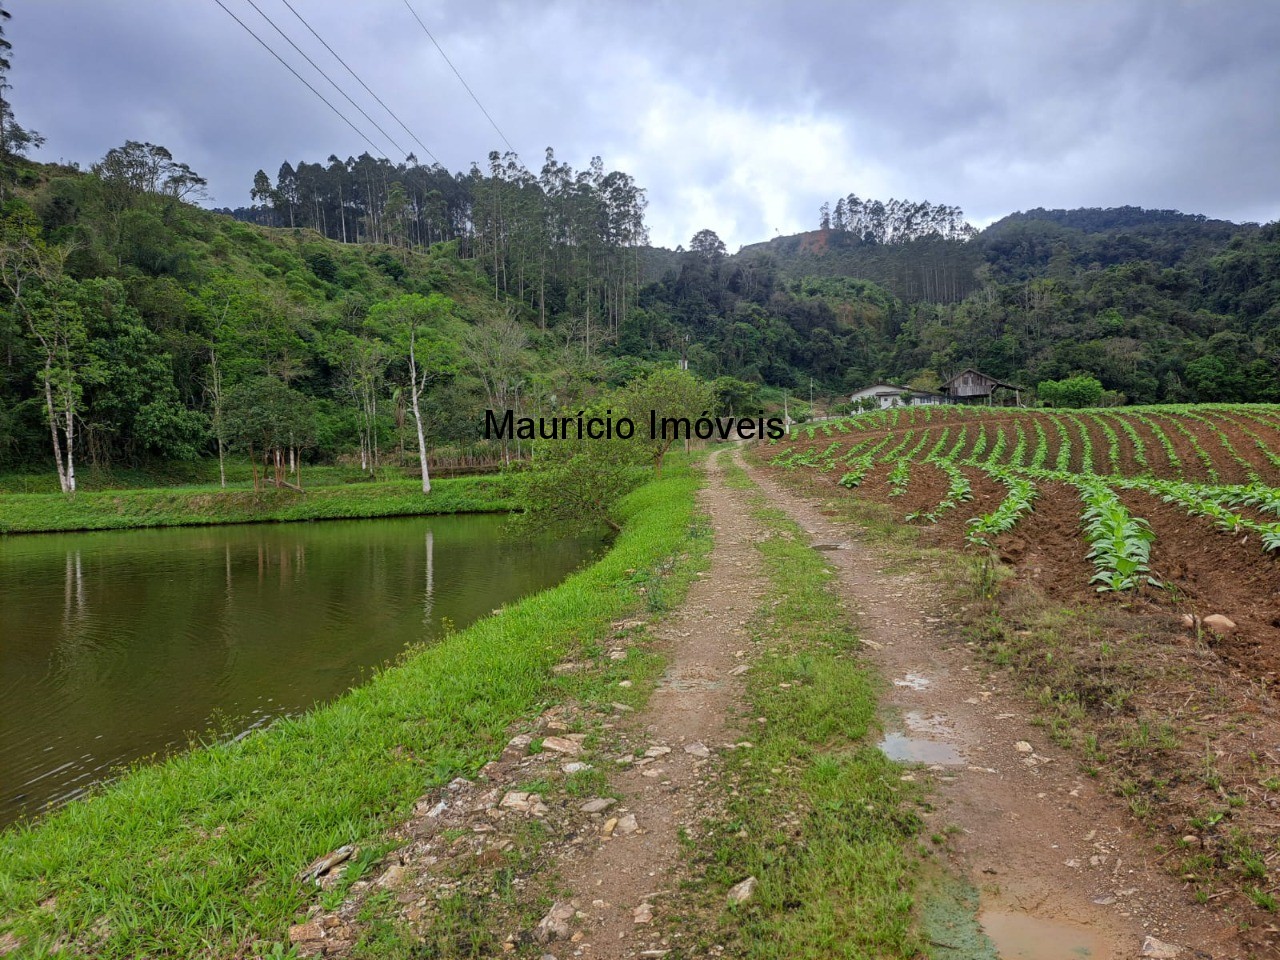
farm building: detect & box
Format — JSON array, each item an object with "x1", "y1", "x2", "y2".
[
  {"x1": 850, "y1": 382, "x2": 954, "y2": 410},
  {"x1": 941, "y1": 368, "x2": 1024, "y2": 405}
]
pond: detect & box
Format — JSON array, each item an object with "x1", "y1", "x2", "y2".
[{"x1": 0, "y1": 514, "x2": 602, "y2": 827}]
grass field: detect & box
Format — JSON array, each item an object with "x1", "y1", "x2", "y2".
[{"x1": 0, "y1": 475, "x2": 512, "y2": 534}]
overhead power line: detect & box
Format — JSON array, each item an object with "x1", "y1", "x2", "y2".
[
  {"x1": 210, "y1": 0, "x2": 387, "y2": 158},
  {"x1": 241, "y1": 0, "x2": 407, "y2": 158},
  {"x1": 277, "y1": 0, "x2": 439, "y2": 165},
  {"x1": 401, "y1": 0, "x2": 517, "y2": 157}
]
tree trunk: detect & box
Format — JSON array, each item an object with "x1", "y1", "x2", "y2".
[
  {"x1": 65, "y1": 404, "x2": 76, "y2": 495},
  {"x1": 43, "y1": 368, "x2": 69, "y2": 495},
  {"x1": 210, "y1": 348, "x2": 227, "y2": 488},
  {"x1": 409, "y1": 330, "x2": 431, "y2": 494}
]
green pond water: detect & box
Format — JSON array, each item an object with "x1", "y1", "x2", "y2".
[{"x1": 0, "y1": 514, "x2": 601, "y2": 827}]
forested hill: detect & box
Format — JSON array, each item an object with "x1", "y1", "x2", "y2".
[
  {"x1": 700, "y1": 204, "x2": 1278, "y2": 403},
  {"x1": 736, "y1": 205, "x2": 1255, "y2": 294},
  {"x1": 3, "y1": 141, "x2": 1279, "y2": 483},
  {"x1": 0, "y1": 154, "x2": 563, "y2": 480}
]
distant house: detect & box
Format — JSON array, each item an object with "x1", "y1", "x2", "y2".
[
  {"x1": 850, "y1": 382, "x2": 954, "y2": 410},
  {"x1": 940, "y1": 368, "x2": 1024, "y2": 405}
]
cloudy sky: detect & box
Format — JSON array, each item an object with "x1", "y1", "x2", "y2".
[{"x1": 14, "y1": 0, "x2": 1280, "y2": 250}]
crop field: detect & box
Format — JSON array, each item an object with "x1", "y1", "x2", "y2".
[{"x1": 766, "y1": 404, "x2": 1280, "y2": 682}]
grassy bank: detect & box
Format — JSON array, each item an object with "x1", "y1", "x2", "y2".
[
  {"x1": 0, "y1": 476, "x2": 512, "y2": 534},
  {"x1": 0, "y1": 464, "x2": 703, "y2": 958},
  {"x1": 680, "y1": 463, "x2": 923, "y2": 958}
]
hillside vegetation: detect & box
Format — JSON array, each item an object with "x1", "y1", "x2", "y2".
[{"x1": 3, "y1": 139, "x2": 1278, "y2": 493}]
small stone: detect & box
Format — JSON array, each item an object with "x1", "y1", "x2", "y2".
[
  {"x1": 500, "y1": 791, "x2": 531, "y2": 812},
  {"x1": 423, "y1": 799, "x2": 448, "y2": 819},
  {"x1": 1202, "y1": 614, "x2": 1236, "y2": 635},
  {"x1": 1181, "y1": 835, "x2": 1200, "y2": 847},
  {"x1": 726, "y1": 876, "x2": 757, "y2": 905},
  {"x1": 288, "y1": 922, "x2": 323, "y2": 943},
  {"x1": 580, "y1": 798, "x2": 617, "y2": 814},
  {"x1": 296, "y1": 844, "x2": 356, "y2": 884},
  {"x1": 1140, "y1": 936, "x2": 1186, "y2": 958},
  {"x1": 616, "y1": 813, "x2": 639, "y2": 835},
  {"x1": 612, "y1": 702, "x2": 634, "y2": 713},
  {"x1": 602, "y1": 817, "x2": 618, "y2": 836},
  {"x1": 562, "y1": 761, "x2": 593, "y2": 774},
  {"x1": 376, "y1": 864, "x2": 407, "y2": 889},
  {"x1": 618, "y1": 680, "x2": 633, "y2": 688},
  {"x1": 542, "y1": 736, "x2": 582, "y2": 756},
  {"x1": 729, "y1": 664, "x2": 749, "y2": 676},
  {"x1": 644, "y1": 746, "x2": 672, "y2": 758},
  {"x1": 1014, "y1": 741, "x2": 1033, "y2": 753},
  {"x1": 633, "y1": 903, "x2": 653, "y2": 924},
  {"x1": 507, "y1": 733, "x2": 533, "y2": 752},
  {"x1": 684, "y1": 742, "x2": 711, "y2": 758},
  {"x1": 535, "y1": 902, "x2": 575, "y2": 943}
]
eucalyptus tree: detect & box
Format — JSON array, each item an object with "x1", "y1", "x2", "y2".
[
  {"x1": 0, "y1": 210, "x2": 86, "y2": 494},
  {"x1": 367, "y1": 293, "x2": 460, "y2": 493}
]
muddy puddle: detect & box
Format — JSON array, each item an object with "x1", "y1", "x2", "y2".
[
  {"x1": 878, "y1": 710, "x2": 966, "y2": 765},
  {"x1": 978, "y1": 907, "x2": 1117, "y2": 959},
  {"x1": 892, "y1": 672, "x2": 932, "y2": 690}
]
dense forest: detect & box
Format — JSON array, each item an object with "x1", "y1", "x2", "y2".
[{"x1": 1, "y1": 0, "x2": 1277, "y2": 486}]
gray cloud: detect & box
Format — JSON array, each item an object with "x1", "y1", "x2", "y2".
[{"x1": 14, "y1": 0, "x2": 1280, "y2": 249}]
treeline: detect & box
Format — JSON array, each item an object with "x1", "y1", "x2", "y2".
[
  {"x1": 817, "y1": 194, "x2": 977, "y2": 244},
  {"x1": 0, "y1": 142, "x2": 663, "y2": 486},
  {"x1": 223, "y1": 148, "x2": 647, "y2": 346}
]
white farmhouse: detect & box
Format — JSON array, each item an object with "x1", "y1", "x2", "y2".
[{"x1": 849, "y1": 383, "x2": 953, "y2": 410}]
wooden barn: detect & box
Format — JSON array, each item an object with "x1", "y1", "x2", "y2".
[{"x1": 941, "y1": 368, "x2": 1024, "y2": 405}]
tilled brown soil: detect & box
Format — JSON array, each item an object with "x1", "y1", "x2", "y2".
[
  {"x1": 843, "y1": 464, "x2": 1280, "y2": 685},
  {"x1": 1122, "y1": 489, "x2": 1280, "y2": 681}
]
